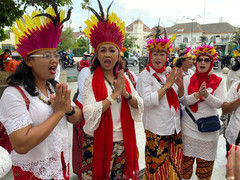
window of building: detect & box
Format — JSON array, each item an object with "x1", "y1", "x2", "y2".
[{"x1": 183, "y1": 37, "x2": 188, "y2": 43}]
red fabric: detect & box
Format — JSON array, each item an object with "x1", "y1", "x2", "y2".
[
  {"x1": 126, "y1": 69, "x2": 136, "y2": 88},
  {"x1": 12, "y1": 152, "x2": 69, "y2": 180},
  {"x1": 188, "y1": 56, "x2": 222, "y2": 113},
  {"x1": 146, "y1": 66, "x2": 179, "y2": 112},
  {"x1": 72, "y1": 100, "x2": 85, "y2": 179},
  {"x1": 92, "y1": 66, "x2": 139, "y2": 179},
  {"x1": 146, "y1": 51, "x2": 168, "y2": 73},
  {"x1": 0, "y1": 123, "x2": 12, "y2": 153}
]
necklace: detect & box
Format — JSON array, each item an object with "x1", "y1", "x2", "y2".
[
  {"x1": 38, "y1": 82, "x2": 53, "y2": 105},
  {"x1": 104, "y1": 76, "x2": 121, "y2": 103}
]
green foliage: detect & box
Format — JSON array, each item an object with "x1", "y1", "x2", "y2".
[
  {"x1": 123, "y1": 33, "x2": 138, "y2": 51},
  {"x1": 73, "y1": 47, "x2": 87, "y2": 57},
  {"x1": 179, "y1": 43, "x2": 186, "y2": 50},
  {"x1": 57, "y1": 27, "x2": 75, "y2": 51},
  {"x1": 81, "y1": 0, "x2": 90, "y2": 10},
  {"x1": 0, "y1": 0, "x2": 72, "y2": 42},
  {"x1": 231, "y1": 27, "x2": 240, "y2": 46},
  {"x1": 73, "y1": 36, "x2": 87, "y2": 57}
]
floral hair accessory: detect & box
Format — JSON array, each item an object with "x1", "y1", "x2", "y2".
[
  {"x1": 179, "y1": 47, "x2": 192, "y2": 59},
  {"x1": 84, "y1": 0, "x2": 126, "y2": 53},
  {"x1": 193, "y1": 45, "x2": 219, "y2": 61},
  {"x1": 146, "y1": 25, "x2": 176, "y2": 54},
  {"x1": 12, "y1": 0, "x2": 72, "y2": 58},
  {"x1": 233, "y1": 46, "x2": 240, "y2": 57}
]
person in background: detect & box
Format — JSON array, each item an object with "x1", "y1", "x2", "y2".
[
  {"x1": 81, "y1": 1, "x2": 143, "y2": 179},
  {"x1": 0, "y1": 49, "x2": 11, "y2": 71},
  {"x1": 180, "y1": 45, "x2": 224, "y2": 180},
  {"x1": 120, "y1": 52, "x2": 138, "y2": 87},
  {"x1": 221, "y1": 46, "x2": 240, "y2": 156},
  {"x1": 0, "y1": 3, "x2": 82, "y2": 179},
  {"x1": 174, "y1": 47, "x2": 194, "y2": 77},
  {"x1": 137, "y1": 27, "x2": 184, "y2": 179}
]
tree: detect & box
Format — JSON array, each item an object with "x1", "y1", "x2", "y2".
[
  {"x1": 179, "y1": 43, "x2": 186, "y2": 50},
  {"x1": 57, "y1": 27, "x2": 75, "y2": 51},
  {"x1": 123, "y1": 33, "x2": 138, "y2": 52},
  {"x1": 0, "y1": 0, "x2": 72, "y2": 42},
  {"x1": 81, "y1": 0, "x2": 90, "y2": 10},
  {"x1": 231, "y1": 27, "x2": 240, "y2": 46},
  {"x1": 73, "y1": 36, "x2": 87, "y2": 57}
]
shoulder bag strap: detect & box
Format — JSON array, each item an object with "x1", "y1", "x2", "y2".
[
  {"x1": 8, "y1": 85, "x2": 30, "y2": 110},
  {"x1": 185, "y1": 107, "x2": 197, "y2": 123}
]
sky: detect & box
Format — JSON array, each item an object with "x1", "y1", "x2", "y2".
[
  {"x1": 25, "y1": 0, "x2": 240, "y2": 32},
  {"x1": 67, "y1": 0, "x2": 240, "y2": 32}
]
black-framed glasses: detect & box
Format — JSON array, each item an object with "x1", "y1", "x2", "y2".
[
  {"x1": 30, "y1": 54, "x2": 60, "y2": 60},
  {"x1": 197, "y1": 57, "x2": 212, "y2": 63}
]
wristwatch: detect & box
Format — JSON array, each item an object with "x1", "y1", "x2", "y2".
[
  {"x1": 65, "y1": 106, "x2": 75, "y2": 116},
  {"x1": 161, "y1": 85, "x2": 168, "y2": 92},
  {"x1": 124, "y1": 92, "x2": 132, "y2": 101}
]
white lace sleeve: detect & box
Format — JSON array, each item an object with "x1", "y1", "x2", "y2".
[
  {"x1": 225, "y1": 81, "x2": 240, "y2": 102},
  {"x1": 82, "y1": 76, "x2": 102, "y2": 131},
  {"x1": 126, "y1": 76, "x2": 143, "y2": 122},
  {"x1": 0, "y1": 87, "x2": 32, "y2": 135},
  {"x1": 204, "y1": 79, "x2": 225, "y2": 109}
]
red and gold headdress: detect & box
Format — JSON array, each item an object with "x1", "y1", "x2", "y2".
[
  {"x1": 193, "y1": 45, "x2": 219, "y2": 61},
  {"x1": 84, "y1": 0, "x2": 126, "y2": 53},
  {"x1": 12, "y1": 0, "x2": 72, "y2": 58},
  {"x1": 146, "y1": 25, "x2": 176, "y2": 54},
  {"x1": 179, "y1": 47, "x2": 192, "y2": 59}
]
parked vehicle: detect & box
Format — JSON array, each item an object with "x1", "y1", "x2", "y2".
[
  {"x1": 127, "y1": 54, "x2": 139, "y2": 66},
  {"x1": 77, "y1": 53, "x2": 93, "y2": 71}
]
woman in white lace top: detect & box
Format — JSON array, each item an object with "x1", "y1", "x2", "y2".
[
  {"x1": 180, "y1": 45, "x2": 225, "y2": 180},
  {"x1": 81, "y1": 1, "x2": 143, "y2": 179},
  {"x1": 0, "y1": 4, "x2": 82, "y2": 180}
]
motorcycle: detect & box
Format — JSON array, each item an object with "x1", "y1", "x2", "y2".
[{"x1": 59, "y1": 52, "x2": 78, "y2": 69}]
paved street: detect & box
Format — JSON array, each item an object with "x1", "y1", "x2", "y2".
[{"x1": 2, "y1": 64, "x2": 228, "y2": 180}]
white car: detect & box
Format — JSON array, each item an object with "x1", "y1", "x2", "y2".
[{"x1": 127, "y1": 54, "x2": 139, "y2": 66}]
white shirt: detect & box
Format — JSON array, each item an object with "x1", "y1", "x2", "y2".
[
  {"x1": 82, "y1": 74, "x2": 143, "y2": 142},
  {"x1": 136, "y1": 66, "x2": 181, "y2": 136},
  {"x1": 180, "y1": 75, "x2": 225, "y2": 160},
  {"x1": 0, "y1": 85, "x2": 70, "y2": 179},
  {"x1": 124, "y1": 69, "x2": 138, "y2": 83},
  {"x1": 54, "y1": 64, "x2": 61, "y2": 82},
  {"x1": 226, "y1": 69, "x2": 240, "y2": 91},
  {"x1": 225, "y1": 81, "x2": 240, "y2": 144},
  {"x1": 183, "y1": 69, "x2": 194, "y2": 77},
  {"x1": 77, "y1": 67, "x2": 91, "y2": 104}
]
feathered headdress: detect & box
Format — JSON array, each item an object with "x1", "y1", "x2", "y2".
[
  {"x1": 146, "y1": 23, "x2": 176, "y2": 53},
  {"x1": 233, "y1": 46, "x2": 240, "y2": 57},
  {"x1": 84, "y1": 0, "x2": 126, "y2": 52},
  {"x1": 193, "y1": 45, "x2": 219, "y2": 61},
  {"x1": 179, "y1": 47, "x2": 192, "y2": 59},
  {"x1": 12, "y1": 0, "x2": 72, "y2": 58}
]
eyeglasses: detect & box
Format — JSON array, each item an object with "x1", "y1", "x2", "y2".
[
  {"x1": 30, "y1": 54, "x2": 60, "y2": 60},
  {"x1": 197, "y1": 57, "x2": 212, "y2": 63}
]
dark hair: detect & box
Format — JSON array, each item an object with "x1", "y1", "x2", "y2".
[
  {"x1": 4, "y1": 49, "x2": 11, "y2": 53},
  {"x1": 7, "y1": 59, "x2": 57, "y2": 96},
  {"x1": 232, "y1": 58, "x2": 240, "y2": 71},
  {"x1": 120, "y1": 56, "x2": 128, "y2": 71},
  {"x1": 90, "y1": 57, "x2": 118, "y2": 76}
]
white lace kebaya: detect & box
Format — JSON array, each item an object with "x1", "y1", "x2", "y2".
[{"x1": 0, "y1": 85, "x2": 70, "y2": 179}]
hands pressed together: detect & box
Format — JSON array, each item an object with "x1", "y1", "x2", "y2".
[
  {"x1": 50, "y1": 83, "x2": 72, "y2": 116},
  {"x1": 194, "y1": 81, "x2": 209, "y2": 99},
  {"x1": 165, "y1": 68, "x2": 184, "y2": 90},
  {"x1": 113, "y1": 69, "x2": 129, "y2": 99}
]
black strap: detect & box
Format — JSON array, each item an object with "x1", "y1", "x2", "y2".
[{"x1": 185, "y1": 107, "x2": 197, "y2": 123}]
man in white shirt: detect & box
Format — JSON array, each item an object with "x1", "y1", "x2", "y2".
[{"x1": 136, "y1": 32, "x2": 184, "y2": 179}]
